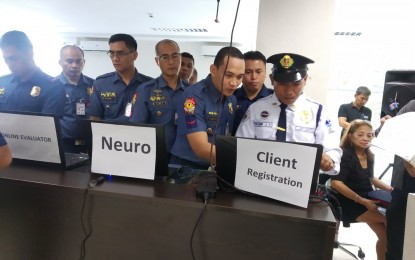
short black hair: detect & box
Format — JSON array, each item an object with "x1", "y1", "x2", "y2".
[
  {"x1": 60, "y1": 45, "x2": 84, "y2": 58},
  {"x1": 356, "y1": 86, "x2": 371, "y2": 96},
  {"x1": 181, "y1": 52, "x2": 194, "y2": 63},
  {"x1": 108, "y1": 33, "x2": 137, "y2": 51},
  {"x1": 0, "y1": 30, "x2": 33, "y2": 51},
  {"x1": 155, "y1": 39, "x2": 179, "y2": 55},
  {"x1": 214, "y1": 46, "x2": 244, "y2": 67},
  {"x1": 244, "y1": 51, "x2": 266, "y2": 64}
]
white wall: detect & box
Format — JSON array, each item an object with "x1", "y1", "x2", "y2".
[
  {"x1": 0, "y1": 38, "x2": 248, "y2": 81},
  {"x1": 82, "y1": 40, "x2": 220, "y2": 80},
  {"x1": 256, "y1": 0, "x2": 335, "y2": 105}
]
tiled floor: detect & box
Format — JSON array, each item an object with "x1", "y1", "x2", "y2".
[
  {"x1": 332, "y1": 146, "x2": 394, "y2": 260},
  {"x1": 333, "y1": 223, "x2": 378, "y2": 260}
]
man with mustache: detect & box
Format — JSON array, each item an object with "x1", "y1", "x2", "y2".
[
  {"x1": 170, "y1": 46, "x2": 245, "y2": 169},
  {"x1": 129, "y1": 39, "x2": 189, "y2": 155},
  {"x1": 89, "y1": 33, "x2": 152, "y2": 122},
  {"x1": 236, "y1": 53, "x2": 341, "y2": 175},
  {"x1": 55, "y1": 45, "x2": 93, "y2": 153}
]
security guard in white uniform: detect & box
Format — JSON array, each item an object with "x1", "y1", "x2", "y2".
[{"x1": 236, "y1": 53, "x2": 341, "y2": 175}]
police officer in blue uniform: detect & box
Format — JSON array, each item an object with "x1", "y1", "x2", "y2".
[
  {"x1": 89, "y1": 33, "x2": 152, "y2": 122},
  {"x1": 179, "y1": 52, "x2": 195, "y2": 83},
  {"x1": 233, "y1": 51, "x2": 273, "y2": 135},
  {"x1": 0, "y1": 133, "x2": 12, "y2": 171},
  {"x1": 130, "y1": 39, "x2": 189, "y2": 154},
  {"x1": 55, "y1": 45, "x2": 93, "y2": 153},
  {"x1": 236, "y1": 53, "x2": 341, "y2": 175},
  {"x1": 0, "y1": 30, "x2": 65, "y2": 115},
  {"x1": 170, "y1": 47, "x2": 245, "y2": 169}
]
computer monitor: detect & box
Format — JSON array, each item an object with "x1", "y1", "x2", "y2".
[
  {"x1": 0, "y1": 110, "x2": 89, "y2": 170},
  {"x1": 215, "y1": 135, "x2": 323, "y2": 195}
]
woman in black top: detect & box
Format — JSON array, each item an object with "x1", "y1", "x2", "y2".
[{"x1": 331, "y1": 120, "x2": 392, "y2": 260}]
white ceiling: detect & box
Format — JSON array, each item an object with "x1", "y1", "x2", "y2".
[{"x1": 0, "y1": 0, "x2": 260, "y2": 43}]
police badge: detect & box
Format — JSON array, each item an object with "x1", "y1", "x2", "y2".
[
  {"x1": 30, "y1": 86, "x2": 41, "y2": 97},
  {"x1": 300, "y1": 109, "x2": 312, "y2": 124}
]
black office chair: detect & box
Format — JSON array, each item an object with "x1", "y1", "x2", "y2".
[
  {"x1": 334, "y1": 212, "x2": 366, "y2": 259},
  {"x1": 317, "y1": 175, "x2": 366, "y2": 260}
]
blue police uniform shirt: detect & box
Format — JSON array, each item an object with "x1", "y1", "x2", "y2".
[
  {"x1": 89, "y1": 70, "x2": 152, "y2": 123},
  {"x1": 0, "y1": 133, "x2": 6, "y2": 146},
  {"x1": 232, "y1": 84, "x2": 273, "y2": 135},
  {"x1": 129, "y1": 76, "x2": 189, "y2": 152},
  {"x1": 0, "y1": 69, "x2": 65, "y2": 116},
  {"x1": 170, "y1": 74, "x2": 237, "y2": 166},
  {"x1": 55, "y1": 73, "x2": 94, "y2": 140}
]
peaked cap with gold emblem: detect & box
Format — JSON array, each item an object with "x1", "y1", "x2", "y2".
[{"x1": 267, "y1": 53, "x2": 314, "y2": 83}]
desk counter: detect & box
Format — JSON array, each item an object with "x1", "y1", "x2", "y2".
[{"x1": 0, "y1": 164, "x2": 336, "y2": 260}]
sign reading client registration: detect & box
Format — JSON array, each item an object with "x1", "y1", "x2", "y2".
[
  {"x1": 91, "y1": 122, "x2": 156, "y2": 180},
  {"x1": 235, "y1": 138, "x2": 318, "y2": 208}
]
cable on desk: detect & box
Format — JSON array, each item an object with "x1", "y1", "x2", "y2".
[
  {"x1": 190, "y1": 193, "x2": 209, "y2": 260},
  {"x1": 79, "y1": 176, "x2": 105, "y2": 260},
  {"x1": 79, "y1": 188, "x2": 90, "y2": 260}
]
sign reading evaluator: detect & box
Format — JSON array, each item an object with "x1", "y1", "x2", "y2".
[
  {"x1": 235, "y1": 138, "x2": 318, "y2": 208},
  {"x1": 0, "y1": 112, "x2": 60, "y2": 163},
  {"x1": 91, "y1": 122, "x2": 156, "y2": 180}
]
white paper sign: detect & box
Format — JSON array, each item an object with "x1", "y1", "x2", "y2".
[
  {"x1": 0, "y1": 113, "x2": 61, "y2": 163},
  {"x1": 372, "y1": 112, "x2": 415, "y2": 166},
  {"x1": 91, "y1": 122, "x2": 156, "y2": 180},
  {"x1": 235, "y1": 138, "x2": 318, "y2": 208}
]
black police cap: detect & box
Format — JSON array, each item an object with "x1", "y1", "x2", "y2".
[{"x1": 267, "y1": 53, "x2": 314, "y2": 83}]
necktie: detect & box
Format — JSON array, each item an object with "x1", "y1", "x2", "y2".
[{"x1": 276, "y1": 103, "x2": 287, "y2": 141}]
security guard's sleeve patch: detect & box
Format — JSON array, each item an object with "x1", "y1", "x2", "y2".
[
  {"x1": 184, "y1": 97, "x2": 196, "y2": 114},
  {"x1": 185, "y1": 115, "x2": 197, "y2": 128}
]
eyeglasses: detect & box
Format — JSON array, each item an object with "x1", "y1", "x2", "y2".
[
  {"x1": 157, "y1": 53, "x2": 181, "y2": 62},
  {"x1": 107, "y1": 50, "x2": 134, "y2": 59}
]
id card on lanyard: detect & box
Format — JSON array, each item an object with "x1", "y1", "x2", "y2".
[
  {"x1": 125, "y1": 102, "x2": 132, "y2": 117},
  {"x1": 76, "y1": 99, "x2": 86, "y2": 115}
]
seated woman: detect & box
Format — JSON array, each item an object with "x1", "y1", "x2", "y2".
[
  {"x1": 331, "y1": 120, "x2": 392, "y2": 260},
  {"x1": 0, "y1": 133, "x2": 12, "y2": 171}
]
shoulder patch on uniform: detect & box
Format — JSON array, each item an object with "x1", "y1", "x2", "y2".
[
  {"x1": 184, "y1": 97, "x2": 196, "y2": 114},
  {"x1": 185, "y1": 115, "x2": 197, "y2": 128}
]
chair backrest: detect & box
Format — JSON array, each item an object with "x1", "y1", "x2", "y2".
[{"x1": 318, "y1": 174, "x2": 359, "y2": 227}]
